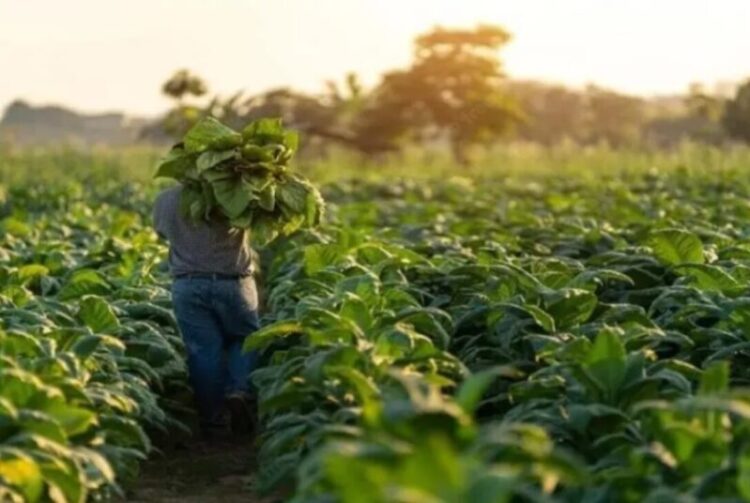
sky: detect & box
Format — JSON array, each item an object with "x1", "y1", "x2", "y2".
[{"x1": 1, "y1": 0, "x2": 749, "y2": 117}]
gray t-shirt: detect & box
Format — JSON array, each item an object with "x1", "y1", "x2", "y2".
[{"x1": 152, "y1": 186, "x2": 254, "y2": 277}]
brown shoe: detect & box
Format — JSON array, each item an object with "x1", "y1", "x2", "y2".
[{"x1": 225, "y1": 392, "x2": 256, "y2": 437}]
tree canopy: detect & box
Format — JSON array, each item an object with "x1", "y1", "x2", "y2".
[
  {"x1": 149, "y1": 26, "x2": 746, "y2": 156},
  {"x1": 723, "y1": 79, "x2": 750, "y2": 143},
  {"x1": 162, "y1": 69, "x2": 207, "y2": 101},
  {"x1": 358, "y1": 25, "x2": 519, "y2": 163}
]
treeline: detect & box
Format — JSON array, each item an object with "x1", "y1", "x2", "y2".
[
  {"x1": 508, "y1": 81, "x2": 730, "y2": 148},
  {"x1": 146, "y1": 25, "x2": 750, "y2": 162},
  {"x1": 0, "y1": 101, "x2": 147, "y2": 146}
]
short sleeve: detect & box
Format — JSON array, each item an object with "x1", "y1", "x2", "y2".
[{"x1": 152, "y1": 193, "x2": 168, "y2": 240}]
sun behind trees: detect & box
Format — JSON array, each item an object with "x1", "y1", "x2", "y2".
[
  {"x1": 155, "y1": 25, "x2": 519, "y2": 162},
  {"x1": 354, "y1": 25, "x2": 519, "y2": 164}
]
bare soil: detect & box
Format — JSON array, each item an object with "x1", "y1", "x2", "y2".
[{"x1": 124, "y1": 435, "x2": 284, "y2": 503}]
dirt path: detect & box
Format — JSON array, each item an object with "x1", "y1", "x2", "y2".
[{"x1": 125, "y1": 436, "x2": 281, "y2": 503}]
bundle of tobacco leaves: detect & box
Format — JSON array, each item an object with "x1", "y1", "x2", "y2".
[{"x1": 156, "y1": 117, "x2": 324, "y2": 245}]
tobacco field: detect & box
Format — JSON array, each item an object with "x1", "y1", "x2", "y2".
[{"x1": 2, "y1": 146, "x2": 750, "y2": 502}]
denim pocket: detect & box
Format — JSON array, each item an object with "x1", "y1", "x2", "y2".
[{"x1": 172, "y1": 278, "x2": 209, "y2": 307}]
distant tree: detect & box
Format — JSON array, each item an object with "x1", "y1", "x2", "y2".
[
  {"x1": 723, "y1": 79, "x2": 750, "y2": 143},
  {"x1": 149, "y1": 28, "x2": 520, "y2": 158},
  {"x1": 162, "y1": 69, "x2": 208, "y2": 102},
  {"x1": 234, "y1": 78, "x2": 396, "y2": 156},
  {"x1": 326, "y1": 72, "x2": 364, "y2": 114},
  {"x1": 506, "y1": 81, "x2": 588, "y2": 145},
  {"x1": 686, "y1": 82, "x2": 724, "y2": 122},
  {"x1": 359, "y1": 25, "x2": 519, "y2": 163},
  {"x1": 243, "y1": 89, "x2": 337, "y2": 133},
  {"x1": 584, "y1": 85, "x2": 645, "y2": 146},
  {"x1": 159, "y1": 69, "x2": 209, "y2": 136}
]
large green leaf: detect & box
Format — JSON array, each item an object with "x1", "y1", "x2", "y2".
[
  {"x1": 0, "y1": 448, "x2": 43, "y2": 502},
  {"x1": 647, "y1": 229, "x2": 704, "y2": 266},
  {"x1": 739, "y1": 452, "x2": 750, "y2": 500},
  {"x1": 699, "y1": 361, "x2": 729, "y2": 396},
  {"x1": 77, "y1": 296, "x2": 120, "y2": 333},
  {"x1": 196, "y1": 149, "x2": 238, "y2": 173},
  {"x1": 583, "y1": 328, "x2": 627, "y2": 400},
  {"x1": 695, "y1": 362, "x2": 731, "y2": 435},
  {"x1": 98, "y1": 415, "x2": 151, "y2": 451},
  {"x1": 16, "y1": 412, "x2": 67, "y2": 446},
  {"x1": 0, "y1": 369, "x2": 50, "y2": 407},
  {"x1": 37, "y1": 456, "x2": 85, "y2": 503},
  {"x1": 244, "y1": 321, "x2": 303, "y2": 351},
  {"x1": 303, "y1": 244, "x2": 342, "y2": 276},
  {"x1": 15, "y1": 265, "x2": 49, "y2": 285},
  {"x1": 250, "y1": 213, "x2": 281, "y2": 246},
  {"x1": 305, "y1": 188, "x2": 324, "y2": 226},
  {"x1": 339, "y1": 295, "x2": 374, "y2": 332},
  {"x1": 326, "y1": 367, "x2": 381, "y2": 425},
  {"x1": 283, "y1": 130, "x2": 299, "y2": 151},
  {"x1": 675, "y1": 264, "x2": 738, "y2": 292},
  {"x1": 467, "y1": 472, "x2": 514, "y2": 503},
  {"x1": 258, "y1": 183, "x2": 276, "y2": 212},
  {"x1": 212, "y1": 177, "x2": 253, "y2": 219},
  {"x1": 42, "y1": 401, "x2": 97, "y2": 437},
  {"x1": 184, "y1": 117, "x2": 242, "y2": 153},
  {"x1": 154, "y1": 147, "x2": 195, "y2": 179},
  {"x1": 277, "y1": 178, "x2": 310, "y2": 214},
  {"x1": 456, "y1": 366, "x2": 523, "y2": 415},
  {"x1": 543, "y1": 288, "x2": 597, "y2": 330},
  {"x1": 58, "y1": 269, "x2": 110, "y2": 301},
  {"x1": 241, "y1": 118, "x2": 284, "y2": 143}
]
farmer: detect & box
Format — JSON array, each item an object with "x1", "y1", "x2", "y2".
[{"x1": 153, "y1": 182, "x2": 259, "y2": 439}]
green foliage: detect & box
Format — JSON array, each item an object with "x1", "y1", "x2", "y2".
[
  {"x1": 0, "y1": 182, "x2": 187, "y2": 501},
  {"x1": 359, "y1": 25, "x2": 519, "y2": 163},
  {"x1": 155, "y1": 117, "x2": 325, "y2": 245},
  {"x1": 162, "y1": 69, "x2": 208, "y2": 101},
  {"x1": 247, "y1": 162, "x2": 750, "y2": 501},
  {"x1": 647, "y1": 228, "x2": 704, "y2": 266},
  {"x1": 7, "y1": 146, "x2": 750, "y2": 502}
]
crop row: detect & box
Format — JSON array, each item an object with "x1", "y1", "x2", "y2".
[
  {"x1": 250, "y1": 173, "x2": 750, "y2": 502},
  {"x1": 0, "y1": 186, "x2": 186, "y2": 502},
  {"x1": 4, "y1": 167, "x2": 750, "y2": 502}
]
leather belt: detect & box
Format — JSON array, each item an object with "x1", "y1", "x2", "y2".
[{"x1": 174, "y1": 272, "x2": 251, "y2": 280}]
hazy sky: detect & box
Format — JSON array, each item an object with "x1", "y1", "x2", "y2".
[{"x1": 1, "y1": 0, "x2": 748, "y2": 116}]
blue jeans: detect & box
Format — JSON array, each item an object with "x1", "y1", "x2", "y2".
[{"x1": 171, "y1": 276, "x2": 260, "y2": 424}]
